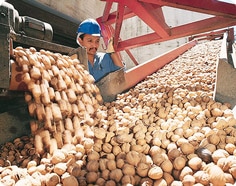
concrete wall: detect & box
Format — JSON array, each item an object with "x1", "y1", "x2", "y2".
[
  {"x1": 36, "y1": 0, "x2": 105, "y2": 20},
  {"x1": 36, "y1": 0, "x2": 210, "y2": 69}
]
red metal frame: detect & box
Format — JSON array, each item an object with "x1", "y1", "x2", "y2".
[
  {"x1": 124, "y1": 40, "x2": 198, "y2": 90},
  {"x1": 97, "y1": 0, "x2": 236, "y2": 65},
  {"x1": 188, "y1": 27, "x2": 235, "y2": 42}
]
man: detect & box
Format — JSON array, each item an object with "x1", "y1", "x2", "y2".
[{"x1": 70, "y1": 18, "x2": 124, "y2": 82}]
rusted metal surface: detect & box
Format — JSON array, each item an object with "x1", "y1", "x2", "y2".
[
  {"x1": 12, "y1": 33, "x2": 75, "y2": 55},
  {"x1": 96, "y1": 68, "x2": 126, "y2": 102},
  {"x1": 0, "y1": 2, "x2": 12, "y2": 89},
  {"x1": 213, "y1": 32, "x2": 236, "y2": 108}
]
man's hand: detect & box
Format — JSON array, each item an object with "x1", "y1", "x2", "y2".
[{"x1": 106, "y1": 37, "x2": 115, "y2": 53}]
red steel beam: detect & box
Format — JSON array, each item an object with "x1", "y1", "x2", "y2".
[
  {"x1": 139, "y1": 0, "x2": 236, "y2": 19},
  {"x1": 101, "y1": 0, "x2": 236, "y2": 18},
  {"x1": 98, "y1": 0, "x2": 236, "y2": 65},
  {"x1": 101, "y1": 1, "x2": 113, "y2": 22},
  {"x1": 171, "y1": 17, "x2": 236, "y2": 39},
  {"x1": 98, "y1": 0, "x2": 236, "y2": 49},
  {"x1": 116, "y1": 16, "x2": 236, "y2": 51},
  {"x1": 125, "y1": 49, "x2": 139, "y2": 66},
  {"x1": 113, "y1": 3, "x2": 125, "y2": 49},
  {"x1": 124, "y1": 1, "x2": 170, "y2": 38}
]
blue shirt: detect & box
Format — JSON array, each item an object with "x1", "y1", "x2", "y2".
[{"x1": 88, "y1": 52, "x2": 121, "y2": 82}]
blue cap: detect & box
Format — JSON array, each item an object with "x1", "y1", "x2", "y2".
[{"x1": 77, "y1": 18, "x2": 101, "y2": 37}]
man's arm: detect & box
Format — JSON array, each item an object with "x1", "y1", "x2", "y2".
[
  {"x1": 110, "y1": 52, "x2": 124, "y2": 67},
  {"x1": 106, "y1": 38, "x2": 124, "y2": 68}
]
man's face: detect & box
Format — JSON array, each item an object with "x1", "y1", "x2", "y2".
[{"x1": 78, "y1": 34, "x2": 100, "y2": 56}]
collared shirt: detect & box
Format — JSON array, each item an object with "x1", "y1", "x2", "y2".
[{"x1": 88, "y1": 52, "x2": 121, "y2": 82}]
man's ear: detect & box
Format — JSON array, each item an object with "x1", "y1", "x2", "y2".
[{"x1": 78, "y1": 37, "x2": 83, "y2": 45}]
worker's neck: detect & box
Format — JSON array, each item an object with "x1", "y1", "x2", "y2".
[{"x1": 88, "y1": 54, "x2": 95, "y2": 65}]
